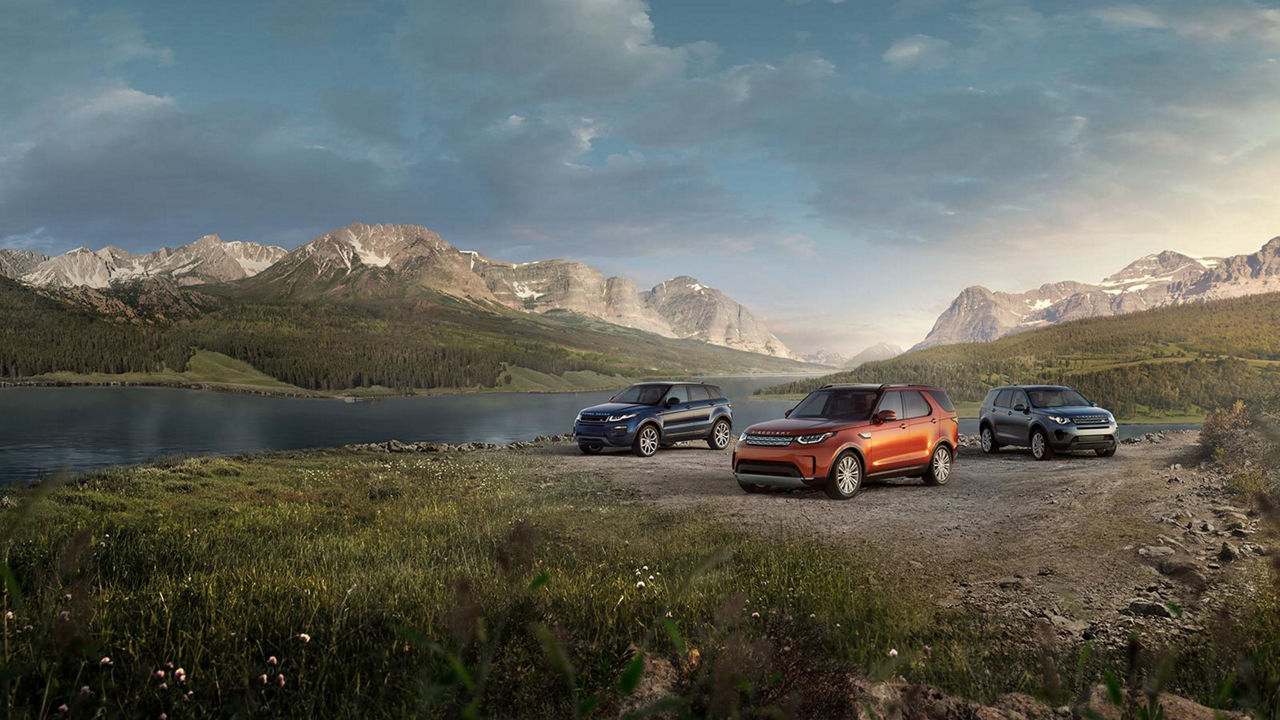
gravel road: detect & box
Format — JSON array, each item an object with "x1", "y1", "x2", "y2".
[{"x1": 528, "y1": 431, "x2": 1270, "y2": 646}]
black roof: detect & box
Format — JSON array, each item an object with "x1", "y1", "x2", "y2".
[
  {"x1": 992, "y1": 384, "x2": 1072, "y2": 391},
  {"x1": 628, "y1": 380, "x2": 709, "y2": 386}
]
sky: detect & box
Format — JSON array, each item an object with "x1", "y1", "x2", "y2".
[{"x1": 3, "y1": 0, "x2": 1280, "y2": 354}]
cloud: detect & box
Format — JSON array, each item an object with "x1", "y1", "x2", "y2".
[
  {"x1": 395, "y1": 0, "x2": 714, "y2": 107},
  {"x1": 883, "y1": 34, "x2": 953, "y2": 70},
  {"x1": 1091, "y1": 1, "x2": 1280, "y2": 45}
]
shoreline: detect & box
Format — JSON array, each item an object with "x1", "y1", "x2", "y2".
[{"x1": 0, "y1": 370, "x2": 826, "y2": 402}]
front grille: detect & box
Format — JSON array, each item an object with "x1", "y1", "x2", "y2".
[
  {"x1": 743, "y1": 434, "x2": 793, "y2": 447},
  {"x1": 1072, "y1": 415, "x2": 1111, "y2": 428},
  {"x1": 736, "y1": 460, "x2": 802, "y2": 478},
  {"x1": 577, "y1": 414, "x2": 610, "y2": 424}
]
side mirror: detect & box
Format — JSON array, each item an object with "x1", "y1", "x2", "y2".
[
  {"x1": 874, "y1": 410, "x2": 897, "y2": 423},
  {"x1": 783, "y1": 408, "x2": 793, "y2": 418},
  {"x1": 665, "y1": 397, "x2": 680, "y2": 408},
  {"x1": 1014, "y1": 404, "x2": 1028, "y2": 413}
]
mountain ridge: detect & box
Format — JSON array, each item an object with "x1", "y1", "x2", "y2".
[
  {"x1": 237, "y1": 222, "x2": 800, "y2": 359},
  {"x1": 915, "y1": 236, "x2": 1280, "y2": 350}
]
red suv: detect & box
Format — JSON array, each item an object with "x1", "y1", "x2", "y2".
[{"x1": 732, "y1": 383, "x2": 959, "y2": 499}]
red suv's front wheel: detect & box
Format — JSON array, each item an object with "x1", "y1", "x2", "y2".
[{"x1": 824, "y1": 452, "x2": 863, "y2": 500}]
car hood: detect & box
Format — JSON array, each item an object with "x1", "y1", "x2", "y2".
[
  {"x1": 579, "y1": 402, "x2": 649, "y2": 416},
  {"x1": 744, "y1": 418, "x2": 859, "y2": 435},
  {"x1": 1036, "y1": 405, "x2": 1110, "y2": 417}
]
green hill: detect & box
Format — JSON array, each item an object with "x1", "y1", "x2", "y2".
[
  {"x1": 758, "y1": 292, "x2": 1280, "y2": 420},
  {"x1": 0, "y1": 278, "x2": 815, "y2": 394}
]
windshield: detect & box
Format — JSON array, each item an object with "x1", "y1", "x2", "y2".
[
  {"x1": 611, "y1": 384, "x2": 670, "y2": 405},
  {"x1": 790, "y1": 390, "x2": 878, "y2": 420},
  {"x1": 1027, "y1": 388, "x2": 1090, "y2": 408}
]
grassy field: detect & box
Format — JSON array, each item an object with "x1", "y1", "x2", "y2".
[
  {"x1": 24, "y1": 350, "x2": 311, "y2": 394},
  {"x1": 1, "y1": 445, "x2": 1275, "y2": 718}
]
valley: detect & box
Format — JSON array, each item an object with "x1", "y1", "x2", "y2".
[{"x1": 0, "y1": 224, "x2": 819, "y2": 396}]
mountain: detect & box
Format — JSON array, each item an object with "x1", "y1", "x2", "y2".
[
  {"x1": 761, "y1": 291, "x2": 1280, "y2": 420},
  {"x1": 0, "y1": 249, "x2": 48, "y2": 279},
  {"x1": 21, "y1": 235, "x2": 286, "y2": 289},
  {"x1": 801, "y1": 349, "x2": 846, "y2": 367},
  {"x1": 915, "y1": 237, "x2": 1280, "y2": 349},
  {"x1": 844, "y1": 342, "x2": 903, "y2": 368},
  {"x1": 642, "y1": 276, "x2": 800, "y2": 360},
  {"x1": 241, "y1": 223, "x2": 799, "y2": 359}
]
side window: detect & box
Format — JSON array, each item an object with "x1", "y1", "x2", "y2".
[
  {"x1": 995, "y1": 389, "x2": 1013, "y2": 408},
  {"x1": 902, "y1": 390, "x2": 932, "y2": 419},
  {"x1": 689, "y1": 385, "x2": 711, "y2": 401},
  {"x1": 1010, "y1": 390, "x2": 1029, "y2": 409},
  {"x1": 705, "y1": 385, "x2": 724, "y2": 400},
  {"x1": 665, "y1": 385, "x2": 690, "y2": 404},
  {"x1": 876, "y1": 391, "x2": 904, "y2": 419},
  {"x1": 928, "y1": 390, "x2": 956, "y2": 413}
]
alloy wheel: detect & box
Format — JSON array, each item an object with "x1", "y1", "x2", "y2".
[
  {"x1": 981, "y1": 428, "x2": 993, "y2": 452},
  {"x1": 639, "y1": 427, "x2": 659, "y2": 456},
  {"x1": 836, "y1": 455, "x2": 860, "y2": 494},
  {"x1": 713, "y1": 421, "x2": 731, "y2": 449},
  {"x1": 932, "y1": 446, "x2": 952, "y2": 483},
  {"x1": 1031, "y1": 432, "x2": 1046, "y2": 459}
]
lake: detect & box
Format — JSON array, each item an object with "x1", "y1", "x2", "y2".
[{"x1": 0, "y1": 379, "x2": 1200, "y2": 482}]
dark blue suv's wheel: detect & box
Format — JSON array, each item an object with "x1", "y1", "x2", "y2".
[
  {"x1": 633, "y1": 425, "x2": 660, "y2": 457},
  {"x1": 708, "y1": 418, "x2": 732, "y2": 450}
]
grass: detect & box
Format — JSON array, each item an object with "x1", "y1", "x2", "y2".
[
  {"x1": 25, "y1": 350, "x2": 309, "y2": 394},
  {"x1": 0, "y1": 446, "x2": 1272, "y2": 717}
]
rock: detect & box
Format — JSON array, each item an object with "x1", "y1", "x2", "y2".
[
  {"x1": 1127, "y1": 598, "x2": 1173, "y2": 618},
  {"x1": 1218, "y1": 542, "x2": 1238, "y2": 562},
  {"x1": 1139, "y1": 545, "x2": 1176, "y2": 558},
  {"x1": 1076, "y1": 684, "x2": 1247, "y2": 720}
]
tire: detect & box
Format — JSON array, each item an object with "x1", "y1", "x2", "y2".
[
  {"x1": 980, "y1": 425, "x2": 1000, "y2": 454},
  {"x1": 632, "y1": 425, "x2": 660, "y2": 457},
  {"x1": 738, "y1": 480, "x2": 772, "y2": 494},
  {"x1": 824, "y1": 452, "x2": 863, "y2": 500},
  {"x1": 923, "y1": 444, "x2": 953, "y2": 486},
  {"x1": 1030, "y1": 428, "x2": 1054, "y2": 461},
  {"x1": 708, "y1": 418, "x2": 733, "y2": 450},
  {"x1": 578, "y1": 443, "x2": 603, "y2": 455},
  {"x1": 1096, "y1": 444, "x2": 1117, "y2": 458}
]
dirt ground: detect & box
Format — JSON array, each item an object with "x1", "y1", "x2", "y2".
[{"x1": 527, "y1": 431, "x2": 1271, "y2": 647}]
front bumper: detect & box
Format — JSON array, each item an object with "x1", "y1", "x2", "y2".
[
  {"x1": 1048, "y1": 422, "x2": 1118, "y2": 450},
  {"x1": 573, "y1": 420, "x2": 639, "y2": 448},
  {"x1": 732, "y1": 444, "x2": 827, "y2": 488}
]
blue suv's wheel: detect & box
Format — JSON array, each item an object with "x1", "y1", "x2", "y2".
[
  {"x1": 633, "y1": 425, "x2": 660, "y2": 457},
  {"x1": 708, "y1": 418, "x2": 732, "y2": 450}
]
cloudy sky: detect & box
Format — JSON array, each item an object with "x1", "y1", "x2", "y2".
[{"x1": 3, "y1": 0, "x2": 1280, "y2": 353}]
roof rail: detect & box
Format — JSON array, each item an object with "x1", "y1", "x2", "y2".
[{"x1": 878, "y1": 383, "x2": 911, "y2": 390}]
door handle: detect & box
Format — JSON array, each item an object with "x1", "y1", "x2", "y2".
[
  {"x1": 898, "y1": 423, "x2": 908, "y2": 429},
  {"x1": 931, "y1": 418, "x2": 937, "y2": 424}
]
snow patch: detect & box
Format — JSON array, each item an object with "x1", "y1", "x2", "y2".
[
  {"x1": 1028, "y1": 298, "x2": 1052, "y2": 310},
  {"x1": 512, "y1": 281, "x2": 545, "y2": 300}
]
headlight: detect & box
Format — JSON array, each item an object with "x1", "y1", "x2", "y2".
[
  {"x1": 608, "y1": 412, "x2": 638, "y2": 422},
  {"x1": 1048, "y1": 415, "x2": 1071, "y2": 425},
  {"x1": 575, "y1": 414, "x2": 583, "y2": 423},
  {"x1": 796, "y1": 432, "x2": 833, "y2": 444}
]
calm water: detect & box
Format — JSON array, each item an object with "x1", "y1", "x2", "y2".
[{"x1": 0, "y1": 379, "x2": 1200, "y2": 482}]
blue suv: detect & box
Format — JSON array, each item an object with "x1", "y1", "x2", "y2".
[{"x1": 574, "y1": 382, "x2": 733, "y2": 457}]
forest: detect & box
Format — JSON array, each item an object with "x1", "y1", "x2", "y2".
[{"x1": 0, "y1": 279, "x2": 805, "y2": 391}]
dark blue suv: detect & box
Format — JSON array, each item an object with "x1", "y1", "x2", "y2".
[{"x1": 574, "y1": 382, "x2": 733, "y2": 457}]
